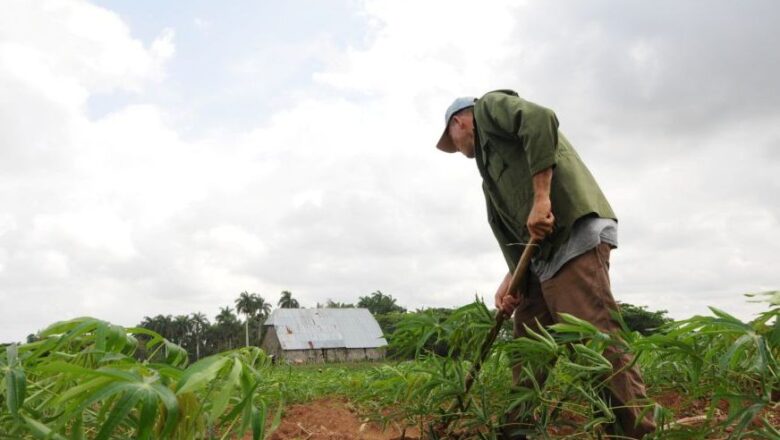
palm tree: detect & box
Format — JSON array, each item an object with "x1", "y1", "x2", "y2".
[
  {"x1": 139, "y1": 315, "x2": 159, "y2": 334},
  {"x1": 173, "y1": 315, "x2": 192, "y2": 347},
  {"x1": 256, "y1": 296, "x2": 272, "y2": 319},
  {"x1": 215, "y1": 306, "x2": 239, "y2": 351},
  {"x1": 326, "y1": 299, "x2": 354, "y2": 308},
  {"x1": 235, "y1": 291, "x2": 259, "y2": 347},
  {"x1": 141, "y1": 314, "x2": 174, "y2": 340},
  {"x1": 215, "y1": 306, "x2": 238, "y2": 326},
  {"x1": 254, "y1": 295, "x2": 273, "y2": 343},
  {"x1": 190, "y1": 312, "x2": 209, "y2": 360},
  {"x1": 278, "y1": 290, "x2": 299, "y2": 308}
]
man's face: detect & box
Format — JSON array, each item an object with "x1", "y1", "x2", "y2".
[{"x1": 447, "y1": 113, "x2": 476, "y2": 158}]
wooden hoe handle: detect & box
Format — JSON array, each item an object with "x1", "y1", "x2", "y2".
[{"x1": 505, "y1": 239, "x2": 539, "y2": 306}]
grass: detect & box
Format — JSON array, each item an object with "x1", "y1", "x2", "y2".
[{"x1": 266, "y1": 361, "x2": 380, "y2": 404}]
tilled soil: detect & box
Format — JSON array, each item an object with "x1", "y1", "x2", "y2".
[
  {"x1": 261, "y1": 393, "x2": 779, "y2": 439},
  {"x1": 266, "y1": 398, "x2": 419, "y2": 440}
]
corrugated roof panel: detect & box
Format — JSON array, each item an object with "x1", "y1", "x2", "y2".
[{"x1": 265, "y1": 308, "x2": 387, "y2": 350}]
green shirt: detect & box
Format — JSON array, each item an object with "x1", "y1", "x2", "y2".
[{"x1": 473, "y1": 90, "x2": 616, "y2": 271}]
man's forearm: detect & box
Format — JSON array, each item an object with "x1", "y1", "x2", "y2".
[
  {"x1": 532, "y1": 167, "x2": 553, "y2": 202},
  {"x1": 526, "y1": 167, "x2": 555, "y2": 240}
]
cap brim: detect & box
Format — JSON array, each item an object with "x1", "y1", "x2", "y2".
[{"x1": 436, "y1": 127, "x2": 457, "y2": 153}]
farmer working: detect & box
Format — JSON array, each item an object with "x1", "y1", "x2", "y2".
[{"x1": 436, "y1": 90, "x2": 656, "y2": 439}]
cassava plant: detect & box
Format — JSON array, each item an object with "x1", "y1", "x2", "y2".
[
  {"x1": 371, "y1": 293, "x2": 778, "y2": 439},
  {"x1": 0, "y1": 317, "x2": 281, "y2": 439}
]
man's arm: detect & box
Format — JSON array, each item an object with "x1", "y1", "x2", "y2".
[
  {"x1": 495, "y1": 167, "x2": 554, "y2": 314},
  {"x1": 528, "y1": 167, "x2": 554, "y2": 241}
]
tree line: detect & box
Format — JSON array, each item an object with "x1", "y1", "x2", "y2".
[
  {"x1": 134, "y1": 286, "x2": 669, "y2": 363},
  {"x1": 11, "y1": 288, "x2": 669, "y2": 359}
]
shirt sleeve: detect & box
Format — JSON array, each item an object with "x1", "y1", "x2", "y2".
[{"x1": 480, "y1": 92, "x2": 560, "y2": 175}]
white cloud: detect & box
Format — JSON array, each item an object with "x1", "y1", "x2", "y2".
[
  {"x1": 193, "y1": 17, "x2": 211, "y2": 31},
  {"x1": 150, "y1": 28, "x2": 176, "y2": 66},
  {"x1": 1, "y1": 0, "x2": 173, "y2": 94},
  {"x1": 1, "y1": 0, "x2": 778, "y2": 342},
  {"x1": 31, "y1": 209, "x2": 137, "y2": 260},
  {"x1": 315, "y1": 0, "x2": 519, "y2": 98},
  {"x1": 0, "y1": 0, "x2": 180, "y2": 339}
]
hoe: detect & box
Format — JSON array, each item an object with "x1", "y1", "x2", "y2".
[{"x1": 439, "y1": 239, "x2": 538, "y2": 434}]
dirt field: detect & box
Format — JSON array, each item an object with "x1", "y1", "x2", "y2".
[
  {"x1": 266, "y1": 398, "x2": 419, "y2": 440},
  {"x1": 261, "y1": 394, "x2": 779, "y2": 440}
]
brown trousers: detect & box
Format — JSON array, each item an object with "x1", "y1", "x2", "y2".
[{"x1": 511, "y1": 243, "x2": 656, "y2": 439}]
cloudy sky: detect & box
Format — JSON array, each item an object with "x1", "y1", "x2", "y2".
[{"x1": 1, "y1": 0, "x2": 778, "y2": 342}]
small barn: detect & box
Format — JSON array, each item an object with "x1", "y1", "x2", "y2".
[{"x1": 260, "y1": 308, "x2": 387, "y2": 363}]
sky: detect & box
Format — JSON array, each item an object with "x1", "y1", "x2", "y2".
[{"x1": 1, "y1": 0, "x2": 778, "y2": 342}]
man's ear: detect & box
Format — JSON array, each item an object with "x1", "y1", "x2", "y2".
[{"x1": 453, "y1": 114, "x2": 464, "y2": 129}]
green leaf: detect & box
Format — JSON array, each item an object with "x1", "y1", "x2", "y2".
[
  {"x1": 21, "y1": 415, "x2": 68, "y2": 440},
  {"x1": 95, "y1": 321, "x2": 107, "y2": 353},
  {"x1": 55, "y1": 376, "x2": 115, "y2": 408},
  {"x1": 105, "y1": 324, "x2": 128, "y2": 353},
  {"x1": 521, "y1": 324, "x2": 558, "y2": 354},
  {"x1": 69, "y1": 414, "x2": 84, "y2": 440},
  {"x1": 719, "y1": 333, "x2": 754, "y2": 371},
  {"x1": 6, "y1": 343, "x2": 19, "y2": 365},
  {"x1": 210, "y1": 359, "x2": 241, "y2": 422},
  {"x1": 39, "y1": 361, "x2": 139, "y2": 384},
  {"x1": 95, "y1": 388, "x2": 143, "y2": 440},
  {"x1": 572, "y1": 344, "x2": 612, "y2": 370},
  {"x1": 163, "y1": 340, "x2": 189, "y2": 367},
  {"x1": 223, "y1": 380, "x2": 259, "y2": 426},
  {"x1": 74, "y1": 382, "x2": 134, "y2": 418},
  {"x1": 39, "y1": 317, "x2": 97, "y2": 337},
  {"x1": 251, "y1": 401, "x2": 266, "y2": 440},
  {"x1": 177, "y1": 355, "x2": 229, "y2": 394},
  {"x1": 151, "y1": 382, "x2": 180, "y2": 437},
  {"x1": 139, "y1": 331, "x2": 188, "y2": 367},
  {"x1": 707, "y1": 306, "x2": 746, "y2": 325},
  {"x1": 5, "y1": 363, "x2": 26, "y2": 418},
  {"x1": 136, "y1": 392, "x2": 158, "y2": 440},
  {"x1": 555, "y1": 313, "x2": 600, "y2": 334}
]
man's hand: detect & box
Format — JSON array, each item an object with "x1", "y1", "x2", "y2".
[
  {"x1": 527, "y1": 197, "x2": 555, "y2": 240},
  {"x1": 494, "y1": 272, "x2": 519, "y2": 315},
  {"x1": 527, "y1": 167, "x2": 555, "y2": 241}
]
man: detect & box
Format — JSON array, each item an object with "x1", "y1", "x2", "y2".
[{"x1": 435, "y1": 90, "x2": 656, "y2": 439}]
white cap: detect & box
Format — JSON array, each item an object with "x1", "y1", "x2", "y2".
[{"x1": 436, "y1": 96, "x2": 477, "y2": 153}]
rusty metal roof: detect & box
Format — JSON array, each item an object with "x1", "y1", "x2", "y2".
[{"x1": 264, "y1": 308, "x2": 387, "y2": 350}]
